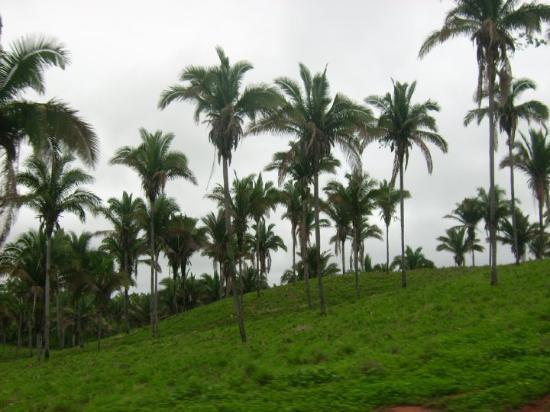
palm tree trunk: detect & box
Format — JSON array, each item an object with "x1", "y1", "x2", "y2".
[
  {"x1": 507, "y1": 129, "x2": 519, "y2": 265},
  {"x1": 96, "y1": 312, "x2": 101, "y2": 351},
  {"x1": 291, "y1": 223, "x2": 297, "y2": 283},
  {"x1": 487, "y1": 60, "x2": 498, "y2": 286},
  {"x1": 256, "y1": 218, "x2": 261, "y2": 296},
  {"x1": 123, "y1": 251, "x2": 130, "y2": 333},
  {"x1": 399, "y1": 156, "x2": 407, "y2": 288},
  {"x1": 313, "y1": 148, "x2": 326, "y2": 316},
  {"x1": 538, "y1": 194, "x2": 544, "y2": 259},
  {"x1": 148, "y1": 199, "x2": 159, "y2": 338},
  {"x1": 43, "y1": 233, "x2": 52, "y2": 360},
  {"x1": 171, "y1": 263, "x2": 179, "y2": 313},
  {"x1": 385, "y1": 223, "x2": 390, "y2": 274},
  {"x1": 56, "y1": 287, "x2": 63, "y2": 349},
  {"x1": 354, "y1": 225, "x2": 360, "y2": 299},
  {"x1": 300, "y1": 191, "x2": 312, "y2": 308},
  {"x1": 341, "y1": 239, "x2": 346, "y2": 275},
  {"x1": 223, "y1": 156, "x2": 246, "y2": 343},
  {"x1": 181, "y1": 259, "x2": 187, "y2": 311},
  {"x1": 17, "y1": 309, "x2": 22, "y2": 348}
]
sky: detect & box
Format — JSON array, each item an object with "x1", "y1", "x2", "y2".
[{"x1": 2, "y1": 0, "x2": 550, "y2": 291}]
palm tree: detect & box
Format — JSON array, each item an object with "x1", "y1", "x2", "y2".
[
  {"x1": 159, "y1": 47, "x2": 280, "y2": 342},
  {"x1": 420, "y1": 0, "x2": 550, "y2": 285},
  {"x1": 357, "y1": 218, "x2": 383, "y2": 271},
  {"x1": 374, "y1": 180, "x2": 411, "y2": 273},
  {"x1": 279, "y1": 181, "x2": 302, "y2": 283},
  {"x1": 111, "y1": 128, "x2": 196, "y2": 337},
  {"x1": 325, "y1": 171, "x2": 377, "y2": 298},
  {"x1": 101, "y1": 192, "x2": 145, "y2": 333},
  {"x1": 0, "y1": 35, "x2": 99, "y2": 245},
  {"x1": 437, "y1": 227, "x2": 484, "y2": 267},
  {"x1": 265, "y1": 141, "x2": 340, "y2": 309},
  {"x1": 366, "y1": 81, "x2": 447, "y2": 288},
  {"x1": 502, "y1": 129, "x2": 550, "y2": 259},
  {"x1": 391, "y1": 246, "x2": 435, "y2": 271},
  {"x1": 465, "y1": 77, "x2": 549, "y2": 259},
  {"x1": 201, "y1": 211, "x2": 227, "y2": 299},
  {"x1": 247, "y1": 221, "x2": 286, "y2": 289},
  {"x1": 16, "y1": 153, "x2": 100, "y2": 359},
  {"x1": 445, "y1": 197, "x2": 485, "y2": 266},
  {"x1": 251, "y1": 64, "x2": 373, "y2": 315},
  {"x1": 322, "y1": 200, "x2": 351, "y2": 276},
  {"x1": 498, "y1": 208, "x2": 538, "y2": 262}
]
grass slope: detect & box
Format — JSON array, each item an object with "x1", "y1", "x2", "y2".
[{"x1": 0, "y1": 261, "x2": 549, "y2": 412}]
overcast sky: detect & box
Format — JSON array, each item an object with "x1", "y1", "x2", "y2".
[{"x1": 3, "y1": 0, "x2": 550, "y2": 290}]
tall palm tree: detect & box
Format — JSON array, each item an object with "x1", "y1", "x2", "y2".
[
  {"x1": 100, "y1": 192, "x2": 145, "y2": 332},
  {"x1": 437, "y1": 227, "x2": 484, "y2": 267},
  {"x1": 250, "y1": 174, "x2": 279, "y2": 295},
  {"x1": 160, "y1": 47, "x2": 280, "y2": 342},
  {"x1": 502, "y1": 129, "x2": 550, "y2": 259},
  {"x1": 445, "y1": 197, "x2": 485, "y2": 266},
  {"x1": 111, "y1": 128, "x2": 196, "y2": 337},
  {"x1": 420, "y1": 0, "x2": 550, "y2": 285},
  {"x1": 251, "y1": 64, "x2": 373, "y2": 315},
  {"x1": 264, "y1": 141, "x2": 340, "y2": 309},
  {"x1": 465, "y1": 77, "x2": 549, "y2": 259},
  {"x1": 16, "y1": 153, "x2": 100, "y2": 359},
  {"x1": 0, "y1": 35, "x2": 99, "y2": 245},
  {"x1": 374, "y1": 179, "x2": 411, "y2": 273},
  {"x1": 366, "y1": 81, "x2": 447, "y2": 288},
  {"x1": 498, "y1": 208, "x2": 537, "y2": 262},
  {"x1": 325, "y1": 171, "x2": 377, "y2": 298}
]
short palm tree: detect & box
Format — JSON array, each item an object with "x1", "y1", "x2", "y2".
[
  {"x1": 247, "y1": 221, "x2": 286, "y2": 289},
  {"x1": 17, "y1": 153, "x2": 100, "y2": 359},
  {"x1": 322, "y1": 200, "x2": 351, "y2": 276},
  {"x1": 391, "y1": 246, "x2": 435, "y2": 271},
  {"x1": 420, "y1": 0, "x2": 550, "y2": 285},
  {"x1": 477, "y1": 186, "x2": 511, "y2": 262},
  {"x1": 373, "y1": 179, "x2": 411, "y2": 273},
  {"x1": 111, "y1": 128, "x2": 196, "y2": 337},
  {"x1": 366, "y1": 80, "x2": 447, "y2": 288},
  {"x1": 502, "y1": 129, "x2": 550, "y2": 259},
  {"x1": 445, "y1": 197, "x2": 485, "y2": 266},
  {"x1": 251, "y1": 64, "x2": 373, "y2": 315},
  {"x1": 465, "y1": 78, "x2": 548, "y2": 260},
  {"x1": 159, "y1": 47, "x2": 280, "y2": 342},
  {"x1": 0, "y1": 35, "x2": 98, "y2": 245},
  {"x1": 279, "y1": 181, "x2": 302, "y2": 282},
  {"x1": 437, "y1": 227, "x2": 484, "y2": 267},
  {"x1": 357, "y1": 218, "x2": 383, "y2": 271},
  {"x1": 498, "y1": 208, "x2": 537, "y2": 262},
  {"x1": 201, "y1": 211, "x2": 227, "y2": 298},
  {"x1": 101, "y1": 192, "x2": 145, "y2": 332}
]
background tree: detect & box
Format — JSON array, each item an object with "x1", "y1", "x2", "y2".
[
  {"x1": 437, "y1": 227, "x2": 483, "y2": 267},
  {"x1": 391, "y1": 246, "x2": 435, "y2": 271},
  {"x1": 366, "y1": 80, "x2": 447, "y2": 288},
  {"x1": 445, "y1": 197, "x2": 485, "y2": 266},
  {"x1": 247, "y1": 221, "x2": 286, "y2": 289},
  {"x1": 420, "y1": 0, "x2": 550, "y2": 285},
  {"x1": 498, "y1": 209, "x2": 537, "y2": 262}
]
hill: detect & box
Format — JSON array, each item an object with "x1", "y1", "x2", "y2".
[{"x1": 0, "y1": 261, "x2": 549, "y2": 411}]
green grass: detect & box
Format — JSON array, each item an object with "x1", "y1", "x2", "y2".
[{"x1": 1, "y1": 261, "x2": 549, "y2": 411}]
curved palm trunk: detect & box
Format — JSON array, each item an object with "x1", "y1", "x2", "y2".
[
  {"x1": 43, "y1": 233, "x2": 52, "y2": 360},
  {"x1": 507, "y1": 127, "x2": 519, "y2": 265},
  {"x1": 291, "y1": 223, "x2": 297, "y2": 283},
  {"x1": 223, "y1": 156, "x2": 246, "y2": 343},
  {"x1": 487, "y1": 61, "x2": 498, "y2": 286},
  {"x1": 353, "y1": 225, "x2": 360, "y2": 299},
  {"x1": 341, "y1": 239, "x2": 346, "y2": 275},
  {"x1": 399, "y1": 157, "x2": 407, "y2": 288},
  {"x1": 385, "y1": 223, "x2": 390, "y2": 274},
  {"x1": 300, "y1": 199, "x2": 312, "y2": 308},
  {"x1": 313, "y1": 149, "x2": 326, "y2": 316}
]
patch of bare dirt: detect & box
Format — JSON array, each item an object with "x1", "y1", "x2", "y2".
[{"x1": 519, "y1": 395, "x2": 550, "y2": 412}]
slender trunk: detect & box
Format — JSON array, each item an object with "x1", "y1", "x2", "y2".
[
  {"x1": 17, "y1": 309, "x2": 22, "y2": 348},
  {"x1": 96, "y1": 312, "x2": 101, "y2": 351},
  {"x1": 487, "y1": 61, "x2": 498, "y2": 286},
  {"x1": 354, "y1": 224, "x2": 360, "y2": 299},
  {"x1": 217, "y1": 261, "x2": 223, "y2": 299},
  {"x1": 77, "y1": 300, "x2": 83, "y2": 348},
  {"x1": 223, "y1": 156, "x2": 246, "y2": 342},
  {"x1": 538, "y1": 195, "x2": 544, "y2": 260},
  {"x1": 292, "y1": 223, "x2": 297, "y2": 283},
  {"x1": 123, "y1": 251, "x2": 130, "y2": 333},
  {"x1": 399, "y1": 156, "x2": 407, "y2": 288},
  {"x1": 43, "y1": 233, "x2": 52, "y2": 360},
  {"x1": 181, "y1": 259, "x2": 187, "y2": 311},
  {"x1": 256, "y1": 218, "x2": 261, "y2": 296},
  {"x1": 149, "y1": 199, "x2": 158, "y2": 337},
  {"x1": 507, "y1": 129, "x2": 519, "y2": 264},
  {"x1": 300, "y1": 192, "x2": 312, "y2": 308},
  {"x1": 313, "y1": 147, "x2": 326, "y2": 315},
  {"x1": 154, "y1": 251, "x2": 159, "y2": 335},
  {"x1": 341, "y1": 239, "x2": 346, "y2": 275},
  {"x1": 172, "y1": 263, "x2": 179, "y2": 313},
  {"x1": 385, "y1": 223, "x2": 390, "y2": 274},
  {"x1": 29, "y1": 292, "x2": 36, "y2": 356},
  {"x1": 56, "y1": 287, "x2": 63, "y2": 349}
]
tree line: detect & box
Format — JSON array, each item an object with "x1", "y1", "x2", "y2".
[{"x1": 0, "y1": 1, "x2": 549, "y2": 358}]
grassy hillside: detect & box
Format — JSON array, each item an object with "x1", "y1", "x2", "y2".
[{"x1": 1, "y1": 261, "x2": 549, "y2": 412}]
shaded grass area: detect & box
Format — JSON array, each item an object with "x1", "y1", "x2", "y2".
[{"x1": 0, "y1": 261, "x2": 549, "y2": 411}]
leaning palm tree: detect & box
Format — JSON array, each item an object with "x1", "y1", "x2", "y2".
[
  {"x1": 445, "y1": 197, "x2": 485, "y2": 266},
  {"x1": 374, "y1": 180, "x2": 411, "y2": 273},
  {"x1": 100, "y1": 192, "x2": 145, "y2": 332},
  {"x1": 251, "y1": 64, "x2": 373, "y2": 315},
  {"x1": 498, "y1": 208, "x2": 537, "y2": 263},
  {"x1": 16, "y1": 153, "x2": 100, "y2": 359},
  {"x1": 160, "y1": 47, "x2": 280, "y2": 342},
  {"x1": 420, "y1": 0, "x2": 550, "y2": 285},
  {"x1": 0, "y1": 35, "x2": 99, "y2": 245},
  {"x1": 502, "y1": 129, "x2": 550, "y2": 259},
  {"x1": 465, "y1": 77, "x2": 549, "y2": 259},
  {"x1": 437, "y1": 227, "x2": 484, "y2": 267},
  {"x1": 366, "y1": 81, "x2": 447, "y2": 288},
  {"x1": 111, "y1": 128, "x2": 196, "y2": 337}
]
